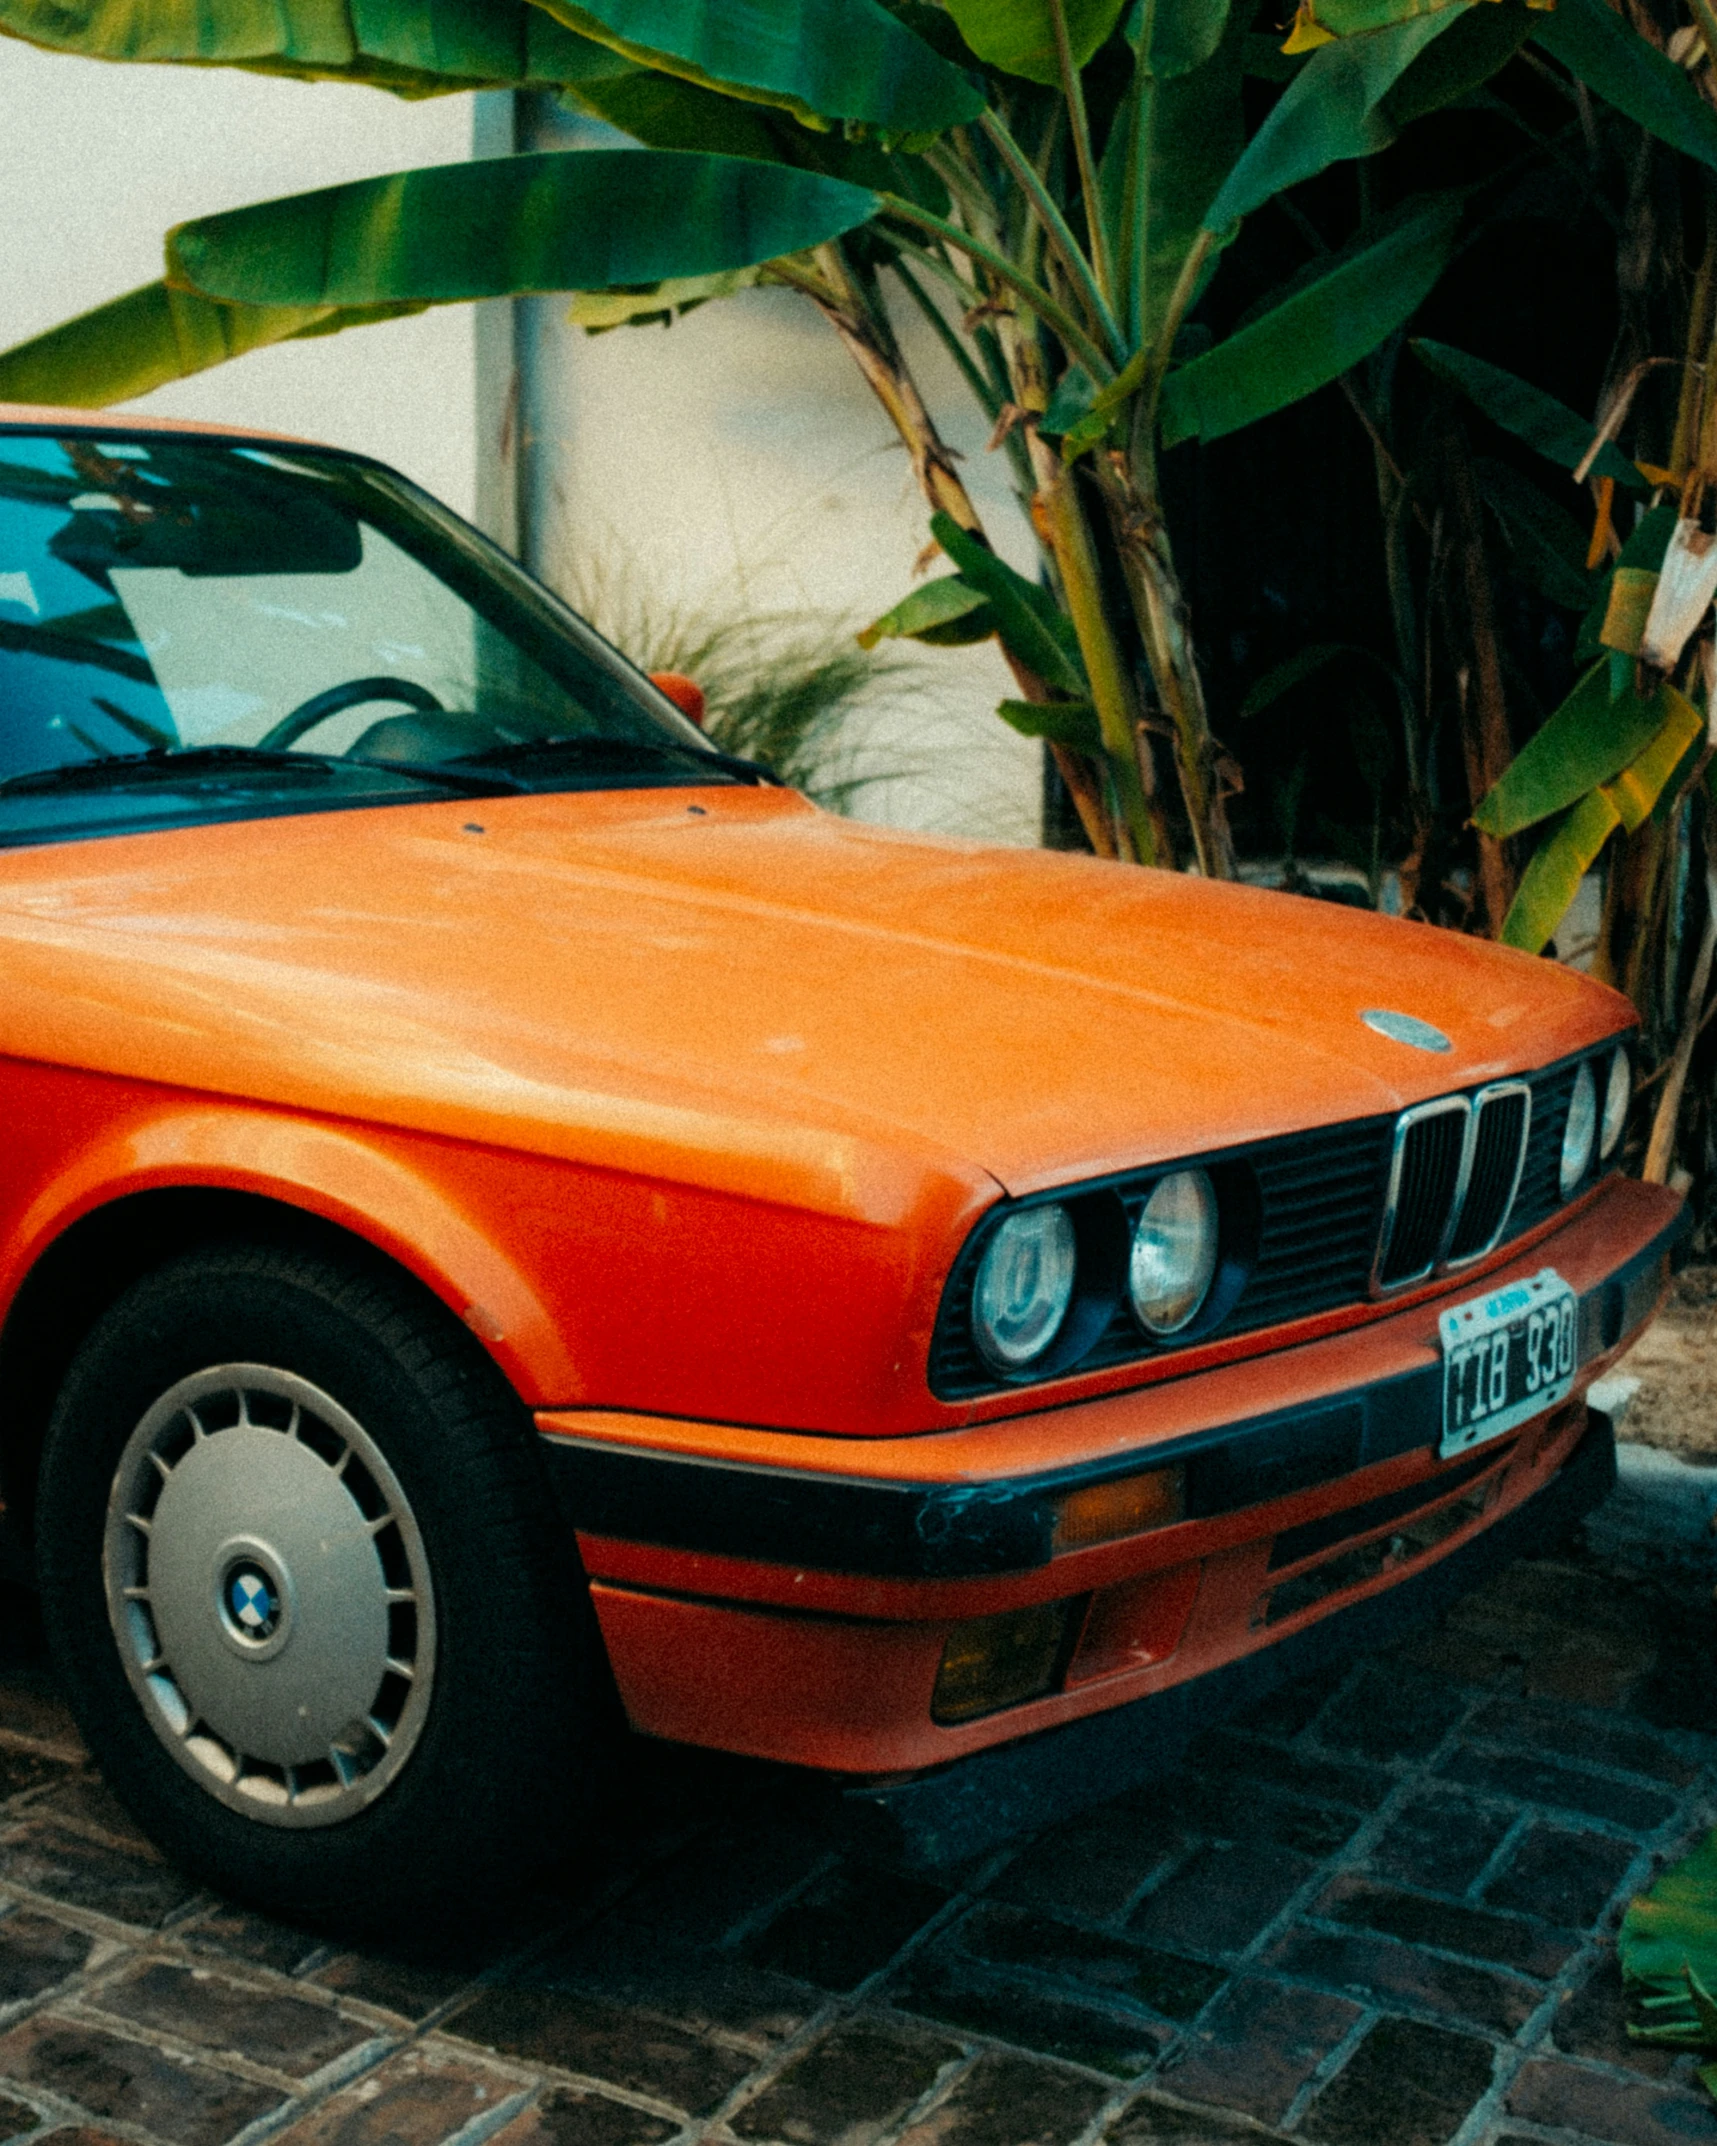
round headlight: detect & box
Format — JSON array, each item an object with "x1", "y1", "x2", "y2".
[
  {"x1": 1560, "y1": 1060, "x2": 1597, "y2": 1197},
  {"x1": 1130, "y1": 1170, "x2": 1219, "y2": 1336},
  {"x1": 1601, "y1": 1044, "x2": 1630, "y2": 1161},
  {"x1": 973, "y1": 1205, "x2": 1077, "y2": 1369}
]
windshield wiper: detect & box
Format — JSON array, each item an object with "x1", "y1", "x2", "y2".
[
  {"x1": 453, "y1": 734, "x2": 780, "y2": 787},
  {"x1": 0, "y1": 745, "x2": 523, "y2": 800}
]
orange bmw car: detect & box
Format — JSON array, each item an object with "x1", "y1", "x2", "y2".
[{"x1": 0, "y1": 407, "x2": 1678, "y2": 1925}]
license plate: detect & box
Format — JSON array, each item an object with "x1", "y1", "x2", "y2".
[{"x1": 1439, "y1": 1268, "x2": 1578, "y2": 1460}]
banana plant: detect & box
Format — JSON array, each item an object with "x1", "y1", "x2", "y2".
[
  {"x1": 0, "y1": 0, "x2": 1502, "y2": 870},
  {"x1": 3, "y1": 0, "x2": 1713, "y2": 878}
]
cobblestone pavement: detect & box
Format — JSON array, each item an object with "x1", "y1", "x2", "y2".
[{"x1": 0, "y1": 1458, "x2": 1705, "y2": 2146}]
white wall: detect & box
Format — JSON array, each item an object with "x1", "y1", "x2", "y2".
[
  {"x1": 507, "y1": 103, "x2": 1045, "y2": 845},
  {"x1": 0, "y1": 38, "x2": 479, "y2": 515}
]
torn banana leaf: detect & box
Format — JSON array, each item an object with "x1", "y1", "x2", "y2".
[
  {"x1": 1473, "y1": 660, "x2": 1678, "y2": 837},
  {"x1": 1500, "y1": 692, "x2": 1702, "y2": 951},
  {"x1": 1639, "y1": 518, "x2": 1717, "y2": 672}
]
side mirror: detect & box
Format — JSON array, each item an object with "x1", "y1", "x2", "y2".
[{"x1": 649, "y1": 671, "x2": 706, "y2": 728}]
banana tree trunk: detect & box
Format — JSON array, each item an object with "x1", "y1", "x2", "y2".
[{"x1": 1093, "y1": 447, "x2": 1237, "y2": 880}]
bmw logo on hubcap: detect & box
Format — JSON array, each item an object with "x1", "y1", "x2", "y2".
[{"x1": 226, "y1": 1564, "x2": 279, "y2": 1641}]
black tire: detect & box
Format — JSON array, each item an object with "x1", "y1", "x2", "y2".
[{"x1": 35, "y1": 1238, "x2": 606, "y2": 1933}]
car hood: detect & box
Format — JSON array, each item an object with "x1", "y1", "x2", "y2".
[{"x1": 0, "y1": 786, "x2": 1628, "y2": 1212}]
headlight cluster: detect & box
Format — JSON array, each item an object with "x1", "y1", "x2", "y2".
[
  {"x1": 1561, "y1": 1042, "x2": 1629, "y2": 1197},
  {"x1": 971, "y1": 1168, "x2": 1225, "y2": 1375}
]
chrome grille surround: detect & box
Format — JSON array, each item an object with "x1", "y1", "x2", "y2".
[{"x1": 1372, "y1": 1080, "x2": 1532, "y2": 1293}]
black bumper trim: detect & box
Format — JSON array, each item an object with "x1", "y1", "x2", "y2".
[
  {"x1": 538, "y1": 1214, "x2": 1675, "y2": 1581},
  {"x1": 847, "y1": 1409, "x2": 1619, "y2": 1866}
]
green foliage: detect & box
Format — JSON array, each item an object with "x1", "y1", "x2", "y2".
[
  {"x1": 526, "y1": 0, "x2": 983, "y2": 133},
  {"x1": 930, "y1": 515, "x2": 1088, "y2": 697},
  {"x1": 1476, "y1": 459, "x2": 1601, "y2": 612},
  {"x1": 1159, "y1": 193, "x2": 1458, "y2": 445},
  {"x1": 0, "y1": 279, "x2": 385, "y2": 406},
  {"x1": 1501, "y1": 692, "x2": 1703, "y2": 951},
  {"x1": 997, "y1": 698, "x2": 1103, "y2": 749},
  {"x1": 1412, "y1": 338, "x2": 1645, "y2": 487},
  {"x1": 1239, "y1": 641, "x2": 1362, "y2": 717},
  {"x1": 164, "y1": 150, "x2": 878, "y2": 308},
  {"x1": 0, "y1": 0, "x2": 611, "y2": 93},
  {"x1": 1534, "y1": 0, "x2": 1717, "y2": 175},
  {"x1": 1474, "y1": 661, "x2": 1680, "y2": 837},
  {"x1": 942, "y1": 0, "x2": 1128, "y2": 84},
  {"x1": 1130, "y1": 0, "x2": 1234, "y2": 79},
  {"x1": 562, "y1": 552, "x2": 913, "y2": 806},
  {"x1": 1101, "y1": 0, "x2": 1250, "y2": 349},
  {"x1": 1202, "y1": 8, "x2": 1468, "y2": 232},
  {"x1": 857, "y1": 577, "x2": 997, "y2": 648},
  {"x1": 1620, "y1": 1827, "x2": 1717, "y2": 2103},
  {"x1": 1381, "y1": 0, "x2": 1535, "y2": 127}
]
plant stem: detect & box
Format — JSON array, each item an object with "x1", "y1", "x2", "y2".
[
  {"x1": 978, "y1": 110, "x2": 1122, "y2": 361},
  {"x1": 1646, "y1": 862, "x2": 1717, "y2": 1180},
  {"x1": 789, "y1": 245, "x2": 1118, "y2": 858},
  {"x1": 1048, "y1": 0, "x2": 1118, "y2": 318},
  {"x1": 1094, "y1": 448, "x2": 1233, "y2": 876},
  {"x1": 1026, "y1": 430, "x2": 1156, "y2": 863},
  {"x1": 878, "y1": 194, "x2": 1115, "y2": 383}
]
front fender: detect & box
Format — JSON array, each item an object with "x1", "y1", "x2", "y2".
[{"x1": 0, "y1": 1078, "x2": 579, "y2": 1401}]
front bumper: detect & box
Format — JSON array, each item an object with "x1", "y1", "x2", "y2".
[{"x1": 538, "y1": 1176, "x2": 1676, "y2": 1785}]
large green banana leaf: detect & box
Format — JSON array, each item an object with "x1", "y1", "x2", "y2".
[
  {"x1": 1159, "y1": 194, "x2": 1458, "y2": 446},
  {"x1": 1534, "y1": 0, "x2": 1717, "y2": 176},
  {"x1": 162, "y1": 151, "x2": 878, "y2": 308},
  {"x1": 1203, "y1": 6, "x2": 1469, "y2": 232},
  {"x1": 524, "y1": 0, "x2": 983, "y2": 135},
  {"x1": 1412, "y1": 339, "x2": 1645, "y2": 488},
  {"x1": 0, "y1": 281, "x2": 408, "y2": 408},
  {"x1": 0, "y1": 0, "x2": 614, "y2": 93},
  {"x1": 940, "y1": 0, "x2": 1127, "y2": 85}
]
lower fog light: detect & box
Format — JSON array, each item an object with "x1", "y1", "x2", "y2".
[
  {"x1": 932, "y1": 1600, "x2": 1078, "y2": 1726},
  {"x1": 1052, "y1": 1467, "x2": 1185, "y2": 1552}
]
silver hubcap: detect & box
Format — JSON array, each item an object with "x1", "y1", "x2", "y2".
[{"x1": 103, "y1": 1365, "x2": 435, "y2": 1829}]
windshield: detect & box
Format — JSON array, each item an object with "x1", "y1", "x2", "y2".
[{"x1": 0, "y1": 429, "x2": 737, "y2": 848}]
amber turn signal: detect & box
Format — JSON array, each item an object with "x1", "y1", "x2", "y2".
[
  {"x1": 932, "y1": 1600, "x2": 1076, "y2": 1725},
  {"x1": 1051, "y1": 1466, "x2": 1185, "y2": 1553}
]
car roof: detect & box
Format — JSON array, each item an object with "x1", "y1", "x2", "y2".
[{"x1": 0, "y1": 402, "x2": 315, "y2": 446}]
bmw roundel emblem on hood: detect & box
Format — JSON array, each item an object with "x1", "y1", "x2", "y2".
[{"x1": 1362, "y1": 1008, "x2": 1453, "y2": 1053}]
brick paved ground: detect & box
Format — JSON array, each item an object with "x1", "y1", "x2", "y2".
[{"x1": 0, "y1": 1452, "x2": 1704, "y2": 2146}]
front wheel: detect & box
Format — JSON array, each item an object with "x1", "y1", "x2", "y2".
[{"x1": 36, "y1": 1241, "x2": 603, "y2": 1930}]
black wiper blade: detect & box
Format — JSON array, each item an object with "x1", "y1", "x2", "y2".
[
  {"x1": 0, "y1": 745, "x2": 526, "y2": 801},
  {"x1": 0, "y1": 745, "x2": 338, "y2": 797},
  {"x1": 457, "y1": 734, "x2": 780, "y2": 786}
]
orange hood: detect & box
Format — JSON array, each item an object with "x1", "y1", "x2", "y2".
[{"x1": 0, "y1": 786, "x2": 1629, "y2": 1208}]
